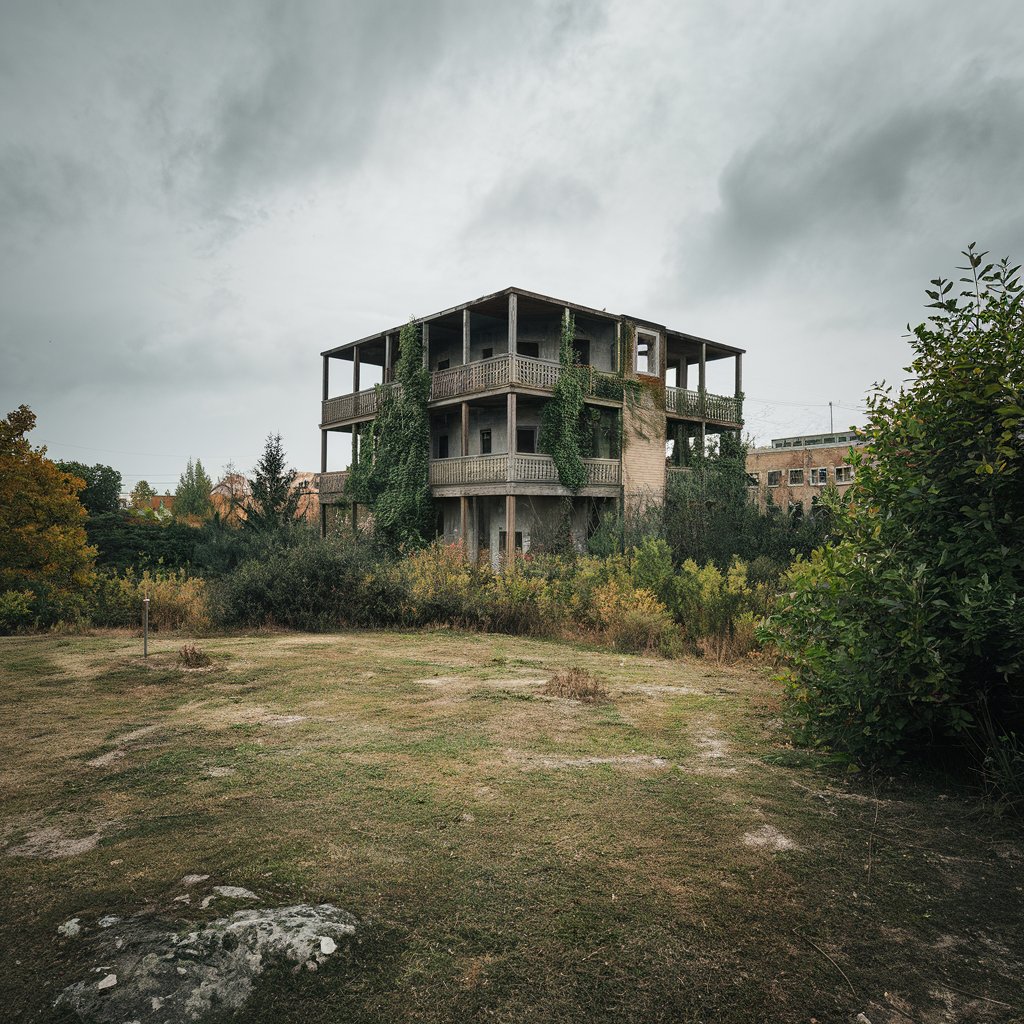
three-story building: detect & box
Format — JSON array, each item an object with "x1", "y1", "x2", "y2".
[{"x1": 318, "y1": 287, "x2": 743, "y2": 563}]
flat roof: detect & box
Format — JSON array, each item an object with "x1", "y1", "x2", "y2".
[{"x1": 320, "y1": 286, "x2": 745, "y2": 358}]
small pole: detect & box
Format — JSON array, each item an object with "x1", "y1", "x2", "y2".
[
  {"x1": 143, "y1": 594, "x2": 149, "y2": 659},
  {"x1": 829, "y1": 401, "x2": 833, "y2": 433}
]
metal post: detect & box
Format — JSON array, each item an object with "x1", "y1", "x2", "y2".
[{"x1": 143, "y1": 595, "x2": 149, "y2": 658}]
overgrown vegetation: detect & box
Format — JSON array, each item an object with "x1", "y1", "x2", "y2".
[
  {"x1": 346, "y1": 319, "x2": 434, "y2": 549},
  {"x1": 542, "y1": 667, "x2": 608, "y2": 702},
  {"x1": 539, "y1": 312, "x2": 589, "y2": 491},
  {"x1": 763, "y1": 245, "x2": 1024, "y2": 802}
]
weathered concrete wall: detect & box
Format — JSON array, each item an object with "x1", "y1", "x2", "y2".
[{"x1": 621, "y1": 324, "x2": 667, "y2": 514}]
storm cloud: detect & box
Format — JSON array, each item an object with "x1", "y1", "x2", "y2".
[{"x1": 0, "y1": 0, "x2": 1020, "y2": 490}]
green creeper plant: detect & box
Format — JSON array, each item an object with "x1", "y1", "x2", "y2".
[
  {"x1": 345, "y1": 319, "x2": 433, "y2": 550},
  {"x1": 539, "y1": 312, "x2": 589, "y2": 491}
]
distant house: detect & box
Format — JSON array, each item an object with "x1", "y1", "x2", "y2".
[
  {"x1": 746, "y1": 432, "x2": 864, "y2": 515},
  {"x1": 210, "y1": 472, "x2": 320, "y2": 525}
]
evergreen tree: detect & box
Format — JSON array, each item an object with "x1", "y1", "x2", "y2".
[
  {"x1": 130, "y1": 480, "x2": 156, "y2": 509},
  {"x1": 174, "y1": 458, "x2": 213, "y2": 518},
  {"x1": 246, "y1": 434, "x2": 299, "y2": 532}
]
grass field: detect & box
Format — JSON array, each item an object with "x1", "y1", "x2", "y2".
[{"x1": 1, "y1": 630, "x2": 1021, "y2": 1023}]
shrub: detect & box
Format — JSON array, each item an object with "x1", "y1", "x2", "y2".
[
  {"x1": 178, "y1": 643, "x2": 212, "y2": 668},
  {"x1": 592, "y1": 579, "x2": 679, "y2": 655},
  {"x1": 141, "y1": 571, "x2": 210, "y2": 631},
  {"x1": 88, "y1": 571, "x2": 140, "y2": 628},
  {"x1": 542, "y1": 668, "x2": 609, "y2": 703},
  {"x1": 482, "y1": 569, "x2": 559, "y2": 636},
  {"x1": 0, "y1": 590, "x2": 35, "y2": 634},
  {"x1": 403, "y1": 541, "x2": 481, "y2": 627}
]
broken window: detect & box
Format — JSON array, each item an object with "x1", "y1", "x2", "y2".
[
  {"x1": 516, "y1": 427, "x2": 537, "y2": 454},
  {"x1": 834, "y1": 466, "x2": 854, "y2": 483},
  {"x1": 635, "y1": 329, "x2": 658, "y2": 375},
  {"x1": 789, "y1": 468, "x2": 804, "y2": 486},
  {"x1": 747, "y1": 472, "x2": 760, "y2": 487},
  {"x1": 480, "y1": 429, "x2": 492, "y2": 455},
  {"x1": 810, "y1": 467, "x2": 828, "y2": 485},
  {"x1": 767, "y1": 470, "x2": 781, "y2": 487}
]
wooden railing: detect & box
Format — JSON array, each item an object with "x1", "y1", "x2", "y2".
[
  {"x1": 318, "y1": 470, "x2": 349, "y2": 502},
  {"x1": 429, "y1": 354, "x2": 621, "y2": 402},
  {"x1": 429, "y1": 454, "x2": 621, "y2": 488},
  {"x1": 664, "y1": 387, "x2": 742, "y2": 424},
  {"x1": 321, "y1": 383, "x2": 399, "y2": 425}
]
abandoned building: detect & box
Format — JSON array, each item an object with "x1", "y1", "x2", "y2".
[
  {"x1": 318, "y1": 287, "x2": 744, "y2": 562},
  {"x1": 746, "y1": 432, "x2": 864, "y2": 515}
]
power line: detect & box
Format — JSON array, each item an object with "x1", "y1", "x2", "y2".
[{"x1": 37, "y1": 439, "x2": 263, "y2": 460}]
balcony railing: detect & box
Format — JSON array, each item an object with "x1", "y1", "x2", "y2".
[
  {"x1": 321, "y1": 383, "x2": 399, "y2": 425},
  {"x1": 665, "y1": 387, "x2": 742, "y2": 424},
  {"x1": 428, "y1": 453, "x2": 621, "y2": 488},
  {"x1": 318, "y1": 470, "x2": 349, "y2": 503},
  {"x1": 429, "y1": 354, "x2": 620, "y2": 402}
]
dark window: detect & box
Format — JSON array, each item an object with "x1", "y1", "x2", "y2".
[
  {"x1": 789, "y1": 468, "x2": 804, "y2": 486},
  {"x1": 436, "y1": 435, "x2": 449, "y2": 459},
  {"x1": 572, "y1": 338, "x2": 590, "y2": 365},
  {"x1": 518, "y1": 341, "x2": 540, "y2": 358},
  {"x1": 480, "y1": 429, "x2": 492, "y2": 455},
  {"x1": 767, "y1": 470, "x2": 781, "y2": 487},
  {"x1": 746, "y1": 472, "x2": 760, "y2": 487},
  {"x1": 516, "y1": 427, "x2": 537, "y2": 454},
  {"x1": 436, "y1": 358, "x2": 450, "y2": 371},
  {"x1": 482, "y1": 347, "x2": 494, "y2": 359},
  {"x1": 498, "y1": 530, "x2": 523, "y2": 553}
]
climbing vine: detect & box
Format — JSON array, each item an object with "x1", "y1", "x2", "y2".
[
  {"x1": 344, "y1": 320, "x2": 433, "y2": 550},
  {"x1": 538, "y1": 313, "x2": 589, "y2": 491}
]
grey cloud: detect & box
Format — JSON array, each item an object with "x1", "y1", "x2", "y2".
[{"x1": 470, "y1": 168, "x2": 602, "y2": 231}]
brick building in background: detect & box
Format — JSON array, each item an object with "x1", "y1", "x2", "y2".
[{"x1": 746, "y1": 432, "x2": 864, "y2": 515}]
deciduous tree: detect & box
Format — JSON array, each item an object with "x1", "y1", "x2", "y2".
[{"x1": 55, "y1": 461, "x2": 122, "y2": 516}]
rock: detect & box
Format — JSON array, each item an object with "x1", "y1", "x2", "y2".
[
  {"x1": 98, "y1": 916, "x2": 120, "y2": 928},
  {"x1": 57, "y1": 918, "x2": 82, "y2": 938},
  {"x1": 56, "y1": 904, "x2": 357, "y2": 1023},
  {"x1": 212, "y1": 885, "x2": 258, "y2": 900},
  {"x1": 181, "y1": 874, "x2": 209, "y2": 887}
]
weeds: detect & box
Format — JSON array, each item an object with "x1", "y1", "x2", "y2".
[
  {"x1": 542, "y1": 667, "x2": 609, "y2": 703},
  {"x1": 177, "y1": 643, "x2": 212, "y2": 668}
]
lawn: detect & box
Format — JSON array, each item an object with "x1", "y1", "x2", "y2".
[{"x1": 0, "y1": 630, "x2": 1021, "y2": 1023}]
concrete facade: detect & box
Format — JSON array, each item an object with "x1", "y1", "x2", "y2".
[{"x1": 319, "y1": 287, "x2": 745, "y2": 560}]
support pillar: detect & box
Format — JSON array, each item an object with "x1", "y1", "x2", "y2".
[
  {"x1": 459, "y1": 496, "x2": 468, "y2": 550},
  {"x1": 384, "y1": 334, "x2": 393, "y2": 382},
  {"x1": 461, "y1": 401, "x2": 469, "y2": 457},
  {"x1": 470, "y1": 497, "x2": 479, "y2": 564},
  {"x1": 506, "y1": 392, "x2": 517, "y2": 479},
  {"x1": 353, "y1": 345, "x2": 361, "y2": 393},
  {"x1": 422, "y1": 322, "x2": 430, "y2": 369},
  {"x1": 698, "y1": 341, "x2": 707, "y2": 417},
  {"x1": 462, "y1": 308, "x2": 470, "y2": 366},
  {"x1": 505, "y1": 494, "x2": 516, "y2": 567},
  {"x1": 507, "y1": 292, "x2": 517, "y2": 355},
  {"x1": 322, "y1": 355, "x2": 329, "y2": 401}
]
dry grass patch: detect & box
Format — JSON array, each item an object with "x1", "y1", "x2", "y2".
[
  {"x1": 541, "y1": 667, "x2": 609, "y2": 703},
  {"x1": 178, "y1": 643, "x2": 212, "y2": 668}
]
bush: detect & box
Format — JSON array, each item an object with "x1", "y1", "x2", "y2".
[
  {"x1": 0, "y1": 590, "x2": 35, "y2": 633},
  {"x1": 178, "y1": 643, "x2": 212, "y2": 668},
  {"x1": 403, "y1": 541, "x2": 481, "y2": 627},
  {"x1": 211, "y1": 537, "x2": 407, "y2": 632},
  {"x1": 592, "y1": 579, "x2": 679, "y2": 655},
  {"x1": 483, "y1": 568, "x2": 560, "y2": 636},
  {"x1": 542, "y1": 668, "x2": 609, "y2": 703}
]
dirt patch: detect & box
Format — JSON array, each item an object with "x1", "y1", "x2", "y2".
[
  {"x1": 85, "y1": 724, "x2": 162, "y2": 768},
  {"x1": 4, "y1": 817, "x2": 121, "y2": 859},
  {"x1": 742, "y1": 824, "x2": 799, "y2": 853},
  {"x1": 56, "y1": 903, "x2": 358, "y2": 1023},
  {"x1": 509, "y1": 750, "x2": 670, "y2": 771}
]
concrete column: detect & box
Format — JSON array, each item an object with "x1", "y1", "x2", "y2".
[
  {"x1": 459, "y1": 496, "x2": 468, "y2": 549},
  {"x1": 505, "y1": 494, "x2": 516, "y2": 567},
  {"x1": 681, "y1": 358, "x2": 688, "y2": 390},
  {"x1": 353, "y1": 345, "x2": 361, "y2": 393},
  {"x1": 508, "y1": 292, "x2": 517, "y2": 355},
  {"x1": 470, "y1": 497, "x2": 479, "y2": 564},
  {"x1": 698, "y1": 341, "x2": 707, "y2": 416},
  {"x1": 384, "y1": 334, "x2": 393, "y2": 383},
  {"x1": 463, "y1": 308, "x2": 470, "y2": 366},
  {"x1": 506, "y1": 392, "x2": 517, "y2": 480},
  {"x1": 735, "y1": 353, "x2": 743, "y2": 397},
  {"x1": 614, "y1": 321, "x2": 621, "y2": 373},
  {"x1": 320, "y1": 430, "x2": 327, "y2": 474},
  {"x1": 322, "y1": 355, "x2": 329, "y2": 401},
  {"x1": 351, "y1": 425, "x2": 358, "y2": 467},
  {"x1": 422, "y1": 322, "x2": 430, "y2": 369},
  {"x1": 461, "y1": 401, "x2": 469, "y2": 457}
]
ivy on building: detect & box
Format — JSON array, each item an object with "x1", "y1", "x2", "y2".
[
  {"x1": 538, "y1": 312, "x2": 590, "y2": 491},
  {"x1": 344, "y1": 320, "x2": 434, "y2": 550}
]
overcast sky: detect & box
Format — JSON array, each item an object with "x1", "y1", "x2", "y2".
[{"x1": 2, "y1": 0, "x2": 1022, "y2": 492}]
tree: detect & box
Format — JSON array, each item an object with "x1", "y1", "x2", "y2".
[
  {"x1": 245, "y1": 434, "x2": 300, "y2": 532},
  {"x1": 131, "y1": 480, "x2": 156, "y2": 509},
  {"x1": 0, "y1": 406, "x2": 95, "y2": 627},
  {"x1": 763, "y1": 245, "x2": 1024, "y2": 776},
  {"x1": 174, "y1": 458, "x2": 213, "y2": 519},
  {"x1": 55, "y1": 461, "x2": 122, "y2": 516},
  {"x1": 345, "y1": 320, "x2": 434, "y2": 550}
]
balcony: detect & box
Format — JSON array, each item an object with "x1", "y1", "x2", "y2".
[
  {"x1": 665, "y1": 387, "x2": 742, "y2": 425},
  {"x1": 318, "y1": 470, "x2": 349, "y2": 504},
  {"x1": 321, "y1": 383, "x2": 399, "y2": 427},
  {"x1": 428, "y1": 453, "x2": 621, "y2": 490}
]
